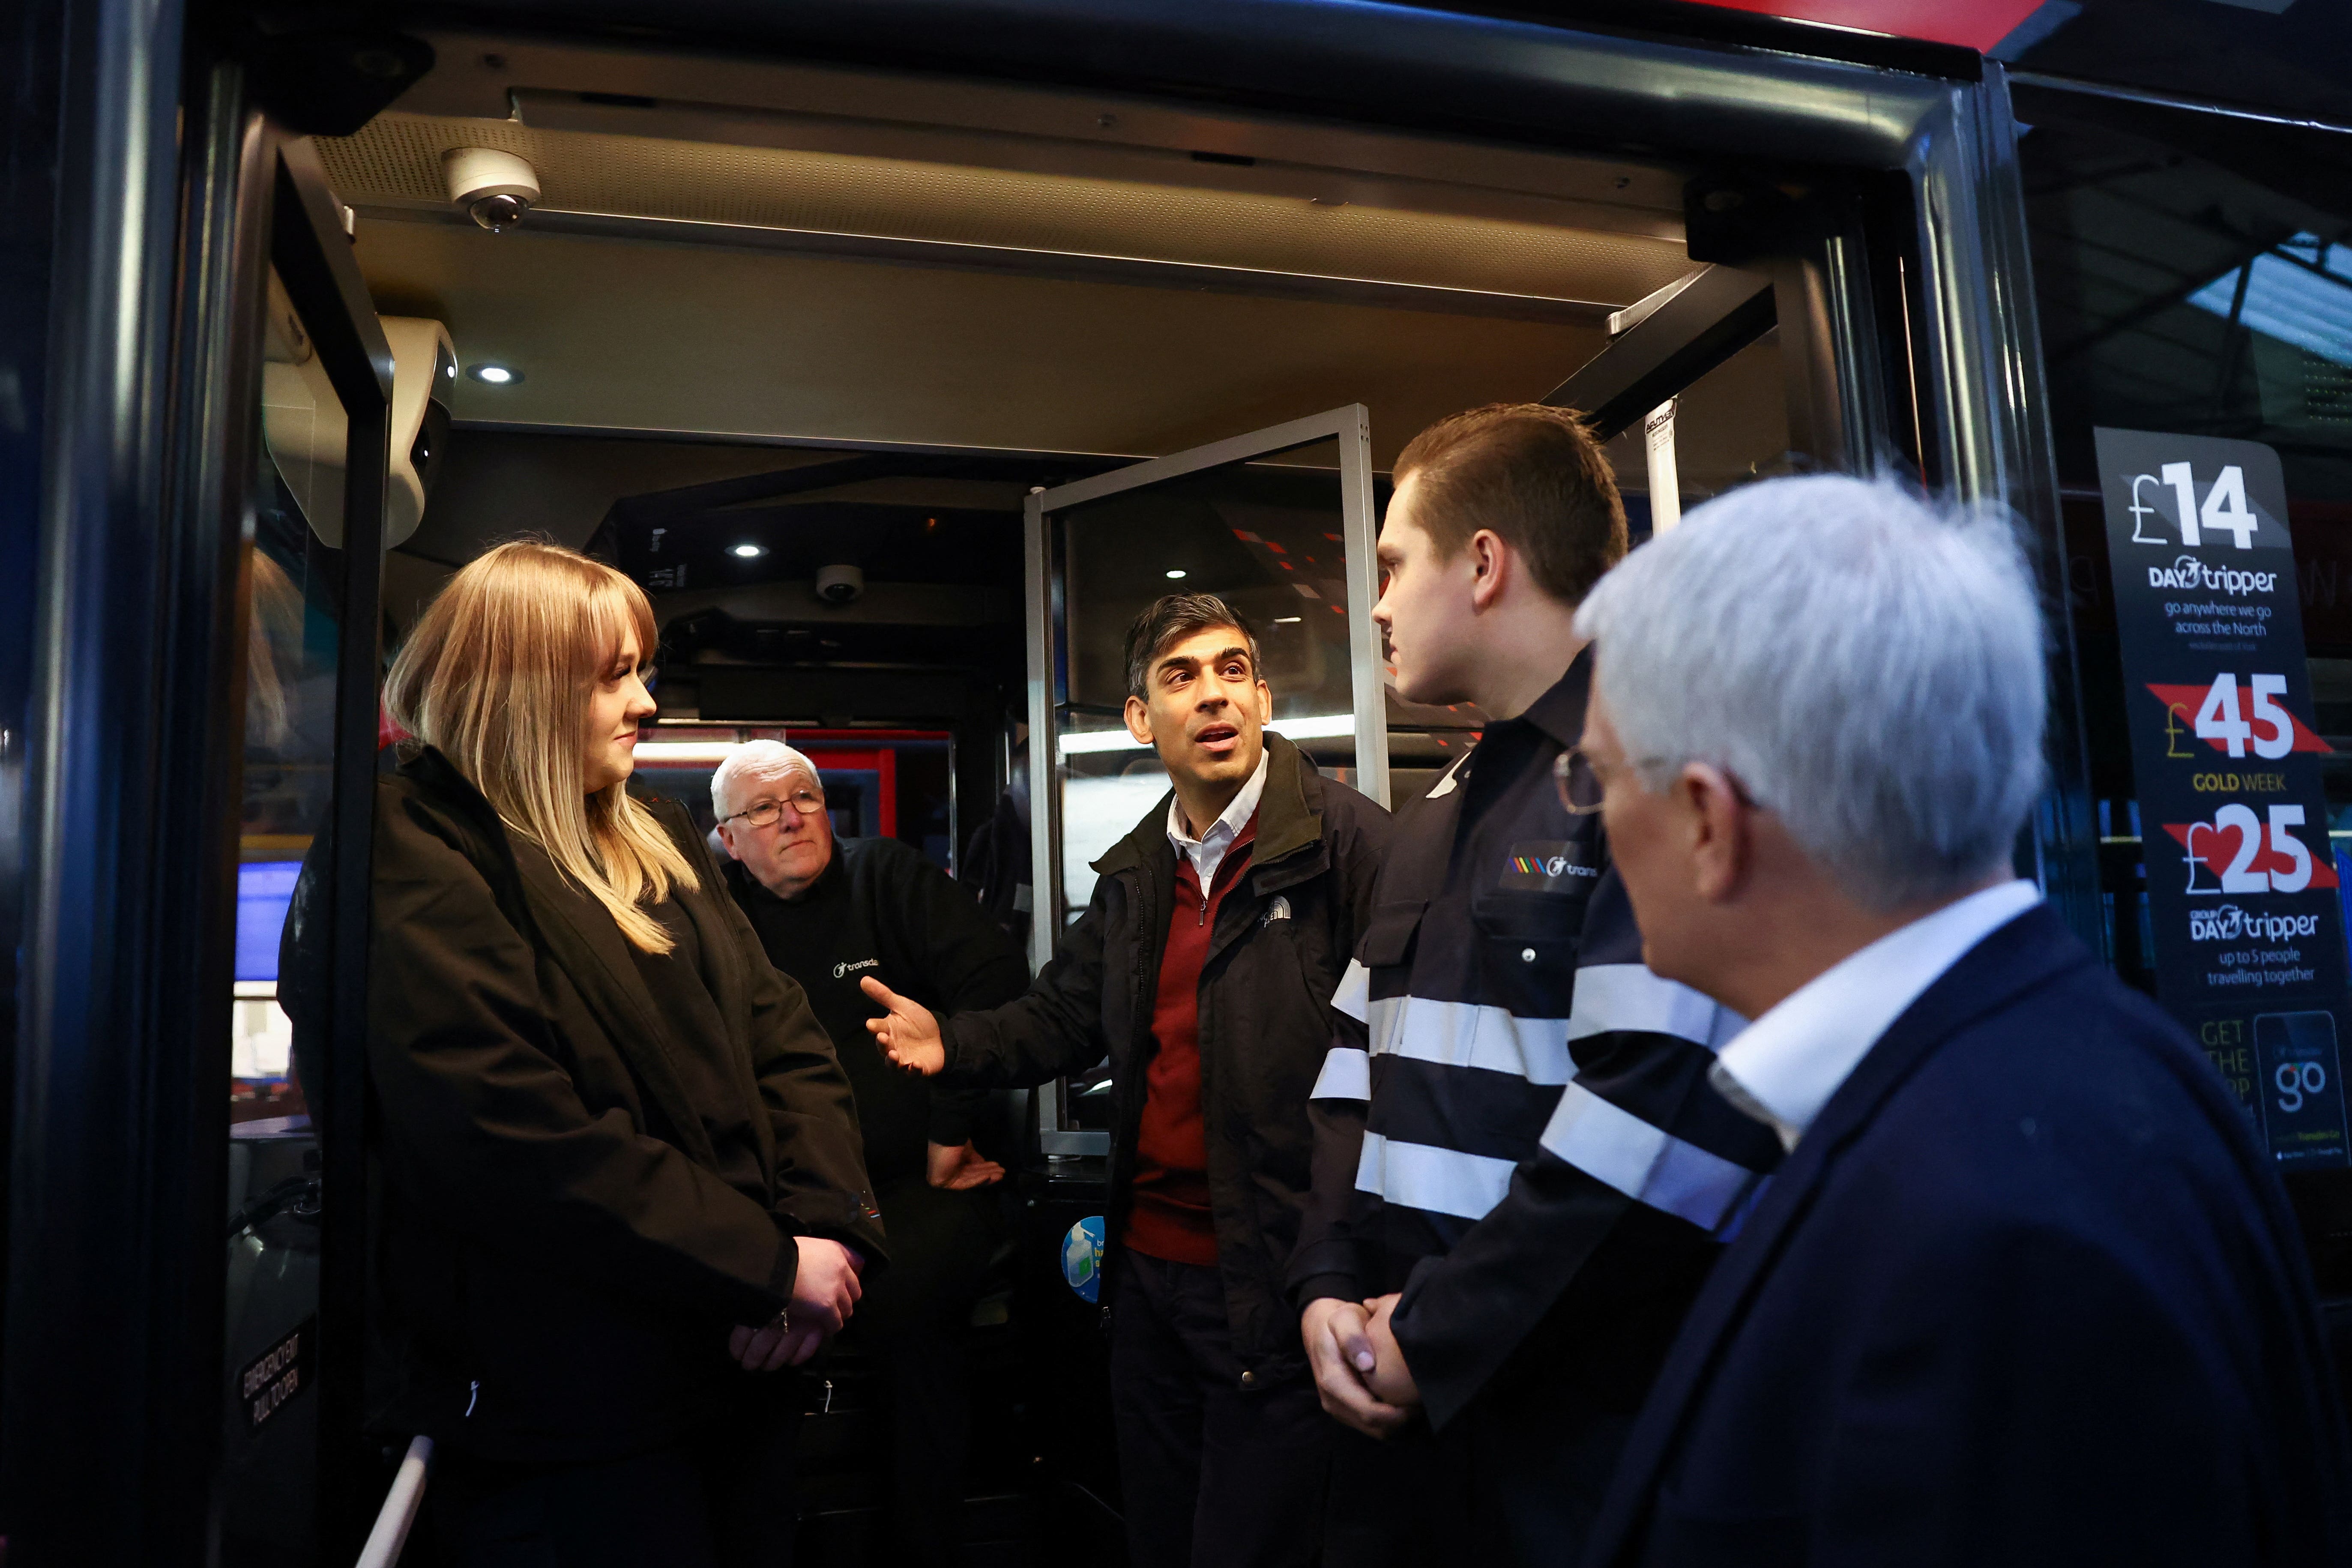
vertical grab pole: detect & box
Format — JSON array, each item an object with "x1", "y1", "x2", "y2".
[
  {"x1": 1022, "y1": 487, "x2": 1056, "y2": 979},
  {"x1": 1336, "y1": 404, "x2": 1389, "y2": 809}
]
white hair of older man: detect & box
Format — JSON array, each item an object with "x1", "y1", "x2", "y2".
[
  {"x1": 710, "y1": 739, "x2": 822, "y2": 820},
  {"x1": 1573, "y1": 473, "x2": 2047, "y2": 912}
]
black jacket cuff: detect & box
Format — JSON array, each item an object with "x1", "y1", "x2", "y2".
[
  {"x1": 1292, "y1": 1271, "x2": 1362, "y2": 1309},
  {"x1": 926, "y1": 1102, "x2": 975, "y2": 1149}
]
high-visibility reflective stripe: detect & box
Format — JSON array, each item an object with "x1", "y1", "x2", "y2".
[
  {"x1": 1353, "y1": 1131, "x2": 1516, "y2": 1221},
  {"x1": 1365, "y1": 994, "x2": 1573, "y2": 1085},
  {"x1": 1538, "y1": 1081, "x2": 1754, "y2": 1231},
  {"x1": 1311, "y1": 1045, "x2": 1371, "y2": 1101},
  {"x1": 1566, "y1": 964, "x2": 1739, "y2": 1050},
  {"x1": 1331, "y1": 959, "x2": 1371, "y2": 1024}
]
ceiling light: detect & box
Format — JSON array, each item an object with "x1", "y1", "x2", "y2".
[
  {"x1": 467, "y1": 363, "x2": 521, "y2": 385},
  {"x1": 1275, "y1": 616, "x2": 1302, "y2": 623},
  {"x1": 730, "y1": 543, "x2": 767, "y2": 560},
  {"x1": 1165, "y1": 569, "x2": 1187, "y2": 579}
]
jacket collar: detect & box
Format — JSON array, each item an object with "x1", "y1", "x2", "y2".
[
  {"x1": 397, "y1": 746, "x2": 730, "y2": 1173},
  {"x1": 1508, "y1": 647, "x2": 1592, "y2": 753},
  {"x1": 1586, "y1": 903, "x2": 2095, "y2": 1563},
  {"x1": 1092, "y1": 731, "x2": 1323, "y2": 880}
]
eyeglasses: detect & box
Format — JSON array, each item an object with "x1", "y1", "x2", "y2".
[
  {"x1": 720, "y1": 787, "x2": 827, "y2": 829},
  {"x1": 1556, "y1": 747, "x2": 1761, "y2": 815},
  {"x1": 1554, "y1": 747, "x2": 1607, "y2": 816}
]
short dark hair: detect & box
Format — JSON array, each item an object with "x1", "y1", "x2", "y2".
[
  {"x1": 1123, "y1": 593, "x2": 1262, "y2": 701},
  {"x1": 1391, "y1": 403, "x2": 1628, "y2": 604}
]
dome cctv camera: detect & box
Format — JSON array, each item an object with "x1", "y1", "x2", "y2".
[
  {"x1": 442, "y1": 147, "x2": 540, "y2": 232},
  {"x1": 814, "y1": 564, "x2": 865, "y2": 605}
]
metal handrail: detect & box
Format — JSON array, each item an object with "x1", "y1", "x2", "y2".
[{"x1": 355, "y1": 1436, "x2": 436, "y2": 1568}]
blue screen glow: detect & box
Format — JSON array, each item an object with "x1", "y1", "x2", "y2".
[{"x1": 236, "y1": 862, "x2": 302, "y2": 983}]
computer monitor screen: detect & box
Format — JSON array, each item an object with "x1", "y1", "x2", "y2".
[{"x1": 236, "y1": 862, "x2": 302, "y2": 983}]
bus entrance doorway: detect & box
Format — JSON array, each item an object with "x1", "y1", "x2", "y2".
[{"x1": 5, "y1": 4, "x2": 2068, "y2": 1565}]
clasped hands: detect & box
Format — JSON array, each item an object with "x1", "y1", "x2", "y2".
[
  {"x1": 730, "y1": 1234, "x2": 863, "y2": 1373},
  {"x1": 1303, "y1": 1293, "x2": 1419, "y2": 1438},
  {"x1": 733, "y1": 981, "x2": 1005, "y2": 1373}
]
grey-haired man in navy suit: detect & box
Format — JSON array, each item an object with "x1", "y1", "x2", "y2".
[{"x1": 1573, "y1": 474, "x2": 2349, "y2": 1567}]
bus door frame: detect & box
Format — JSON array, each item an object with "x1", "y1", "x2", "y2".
[
  {"x1": 6, "y1": 26, "x2": 393, "y2": 1562},
  {"x1": 267, "y1": 133, "x2": 399, "y2": 1562}
]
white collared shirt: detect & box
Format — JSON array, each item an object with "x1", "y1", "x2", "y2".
[
  {"x1": 1167, "y1": 748, "x2": 1270, "y2": 889},
  {"x1": 1711, "y1": 879, "x2": 2043, "y2": 1152}
]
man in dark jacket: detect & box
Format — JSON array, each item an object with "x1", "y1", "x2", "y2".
[
  {"x1": 862, "y1": 593, "x2": 1391, "y2": 1568},
  {"x1": 1575, "y1": 475, "x2": 2351, "y2": 1565},
  {"x1": 713, "y1": 739, "x2": 1030, "y2": 1568}
]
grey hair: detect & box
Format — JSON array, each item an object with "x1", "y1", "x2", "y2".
[
  {"x1": 710, "y1": 739, "x2": 820, "y2": 820},
  {"x1": 1572, "y1": 474, "x2": 2047, "y2": 911}
]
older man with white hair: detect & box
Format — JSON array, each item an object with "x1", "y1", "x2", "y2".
[
  {"x1": 712, "y1": 739, "x2": 1029, "y2": 1568},
  {"x1": 1573, "y1": 476, "x2": 2349, "y2": 1566}
]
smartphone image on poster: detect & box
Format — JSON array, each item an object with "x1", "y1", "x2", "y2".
[{"x1": 2253, "y1": 1010, "x2": 2351, "y2": 1170}]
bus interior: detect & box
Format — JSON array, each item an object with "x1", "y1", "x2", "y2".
[{"x1": 225, "y1": 22, "x2": 1867, "y2": 1566}]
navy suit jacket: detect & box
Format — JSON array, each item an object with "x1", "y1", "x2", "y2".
[{"x1": 1584, "y1": 905, "x2": 2351, "y2": 1567}]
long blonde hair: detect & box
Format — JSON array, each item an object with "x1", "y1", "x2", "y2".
[{"x1": 386, "y1": 540, "x2": 698, "y2": 953}]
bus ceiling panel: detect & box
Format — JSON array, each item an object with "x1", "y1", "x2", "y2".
[
  {"x1": 495, "y1": 88, "x2": 1690, "y2": 243},
  {"x1": 350, "y1": 204, "x2": 1627, "y2": 327},
  {"x1": 317, "y1": 115, "x2": 1691, "y2": 311},
  {"x1": 339, "y1": 216, "x2": 1613, "y2": 465},
  {"x1": 377, "y1": 0, "x2": 1959, "y2": 170}
]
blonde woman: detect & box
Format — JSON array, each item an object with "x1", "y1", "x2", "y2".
[{"x1": 282, "y1": 541, "x2": 884, "y2": 1568}]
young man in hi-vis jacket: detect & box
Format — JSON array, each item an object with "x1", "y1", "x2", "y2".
[{"x1": 1290, "y1": 406, "x2": 1784, "y2": 1566}]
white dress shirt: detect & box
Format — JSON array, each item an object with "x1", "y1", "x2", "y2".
[
  {"x1": 1711, "y1": 879, "x2": 2043, "y2": 1152},
  {"x1": 1167, "y1": 747, "x2": 1269, "y2": 888}
]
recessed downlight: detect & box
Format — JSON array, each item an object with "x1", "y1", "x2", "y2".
[
  {"x1": 467, "y1": 363, "x2": 521, "y2": 385},
  {"x1": 731, "y1": 543, "x2": 768, "y2": 559},
  {"x1": 1164, "y1": 569, "x2": 1187, "y2": 579}
]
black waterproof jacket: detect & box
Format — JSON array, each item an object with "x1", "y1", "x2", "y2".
[
  {"x1": 938, "y1": 734, "x2": 1388, "y2": 1384},
  {"x1": 281, "y1": 747, "x2": 886, "y2": 1462},
  {"x1": 724, "y1": 835, "x2": 1030, "y2": 1187}
]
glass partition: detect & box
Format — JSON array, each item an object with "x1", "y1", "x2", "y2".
[
  {"x1": 219, "y1": 264, "x2": 350, "y2": 1565},
  {"x1": 1024, "y1": 408, "x2": 1381, "y2": 1152}
]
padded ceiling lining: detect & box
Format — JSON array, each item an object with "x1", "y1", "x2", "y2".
[
  {"x1": 320, "y1": 114, "x2": 1694, "y2": 306},
  {"x1": 352, "y1": 218, "x2": 1611, "y2": 461}
]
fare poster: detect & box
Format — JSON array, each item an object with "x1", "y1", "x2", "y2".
[{"x1": 2097, "y1": 427, "x2": 2350, "y2": 1170}]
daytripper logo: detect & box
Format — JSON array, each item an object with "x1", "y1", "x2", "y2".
[
  {"x1": 2125, "y1": 462, "x2": 2262, "y2": 551},
  {"x1": 2146, "y1": 554, "x2": 2277, "y2": 595},
  {"x1": 2190, "y1": 905, "x2": 2322, "y2": 943}
]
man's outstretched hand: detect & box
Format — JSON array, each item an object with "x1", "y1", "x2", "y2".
[
  {"x1": 927, "y1": 1139, "x2": 1006, "y2": 1191},
  {"x1": 1303, "y1": 1297, "x2": 1412, "y2": 1439},
  {"x1": 861, "y1": 976, "x2": 947, "y2": 1076}
]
